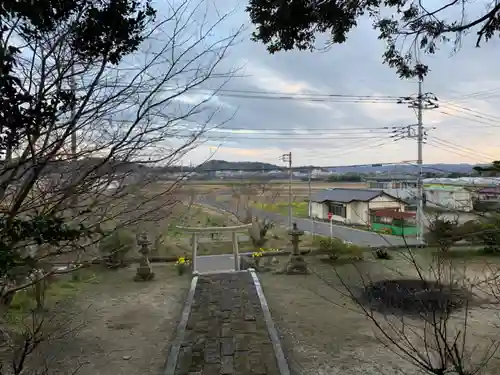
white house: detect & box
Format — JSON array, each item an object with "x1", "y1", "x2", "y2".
[
  {"x1": 309, "y1": 188, "x2": 407, "y2": 226},
  {"x1": 423, "y1": 177, "x2": 500, "y2": 212}
]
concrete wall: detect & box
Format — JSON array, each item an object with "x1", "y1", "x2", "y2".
[
  {"x1": 425, "y1": 189, "x2": 474, "y2": 211},
  {"x1": 310, "y1": 201, "x2": 327, "y2": 219},
  {"x1": 348, "y1": 201, "x2": 368, "y2": 225}
]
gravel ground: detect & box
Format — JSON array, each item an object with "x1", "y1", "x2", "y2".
[
  {"x1": 259, "y1": 254, "x2": 500, "y2": 375},
  {"x1": 27, "y1": 264, "x2": 191, "y2": 375}
]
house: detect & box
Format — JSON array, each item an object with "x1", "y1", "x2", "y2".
[
  {"x1": 422, "y1": 178, "x2": 500, "y2": 212},
  {"x1": 365, "y1": 176, "x2": 419, "y2": 203},
  {"x1": 309, "y1": 188, "x2": 407, "y2": 226}
]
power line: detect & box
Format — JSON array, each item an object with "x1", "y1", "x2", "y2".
[
  {"x1": 442, "y1": 87, "x2": 500, "y2": 102},
  {"x1": 190, "y1": 88, "x2": 403, "y2": 99},
  {"x1": 216, "y1": 125, "x2": 395, "y2": 132},
  {"x1": 439, "y1": 102, "x2": 500, "y2": 124},
  {"x1": 431, "y1": 136, "x2": 495, "y2": 160},
  {"x1": 436, "y1": 110, "x2": 500, "y2": 128}
]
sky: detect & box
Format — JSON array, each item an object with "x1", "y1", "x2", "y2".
[{"x1": 157, "y1": 0, "x2": 500, "y2": 168}]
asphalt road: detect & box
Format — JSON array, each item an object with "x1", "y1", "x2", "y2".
[{"x1": 200, "y1": 196, "x2": 421, "y2": 248}]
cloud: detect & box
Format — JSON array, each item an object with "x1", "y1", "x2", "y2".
[{"x1": 170, "y1": 3, "x2": 500, "y2": 167}]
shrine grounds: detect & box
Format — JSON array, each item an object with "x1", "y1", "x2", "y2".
[
  {"x1": 5, "y1": 182, "x2": 500, "y2": 375},
  {"x1": 8, "y1": 248, "x2": 500, "y2": 375}
]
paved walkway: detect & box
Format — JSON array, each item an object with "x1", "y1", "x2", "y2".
[{"x1": 170, "y1": 272, "x2": 285, "y2": 375}]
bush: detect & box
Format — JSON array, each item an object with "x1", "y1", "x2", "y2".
[
  {"x1": 455, "y1": 220, "x2": 483, "y2": 243},
  {"x1": 315, "y1": 237, "x2": 363, "y2": 260},
  {"x1": 374, "y1": 248, "x2": 392, "y2": 260},
  {"x1": 378, "y1": 227, "x2": 392, "y2": 235},
  {"x1": 424, "y1": 217, "x2": 460, "y2": 251},
  {"x1": 99, "y1": 229, "x2": 136, "y2": 268}
]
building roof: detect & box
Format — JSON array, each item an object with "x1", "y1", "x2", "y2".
[
  {"x1": 364, "y1": 176, "x2": 417, "y2": 182},
  {"x1": 311, "y1": 188, "x2": 398, "y2": 203}
]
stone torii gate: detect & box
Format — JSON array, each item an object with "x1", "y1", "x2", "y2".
[{"x1": 176, "y1": 223, "x2": 253, "y2": 274}]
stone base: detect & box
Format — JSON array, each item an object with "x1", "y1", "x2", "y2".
[
  {"x1": 276, "y1": 255, "x2": 309, "y2": 275},
  {"x1": 134, "y1": 265, "x2": 155, "y2": 281}
]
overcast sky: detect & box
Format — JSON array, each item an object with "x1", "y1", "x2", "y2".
[{"x1": 171, "y1": 1, "x2": 500, "y2": 168}]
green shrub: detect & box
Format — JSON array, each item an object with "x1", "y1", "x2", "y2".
[
  {"x1": 479, "y1": 223, "x2": 500, "y2": 253},
  {"x1": 374, "y1": 248, "x2": 392, "y2": 260},
  {"x1": 424, "y1": 218, "x2": 460, "y2": 251},
  {"x1": 99, "y1": 229, "x2": 136, "y2": 268},
  {"x1": 315, "y1": 237, "x2": 363, "y2": 260},
  {"x1": 456, "y1": 220, "x2": 483, "y2": 242}
]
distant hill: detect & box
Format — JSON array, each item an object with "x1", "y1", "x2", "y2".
[{"x1": 195, "y1": 160, "x2": 282, "y2": 171}]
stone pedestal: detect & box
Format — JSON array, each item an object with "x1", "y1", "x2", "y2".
[{"x1": 134, "y1": 233, "x2": 155, "y2": 281}]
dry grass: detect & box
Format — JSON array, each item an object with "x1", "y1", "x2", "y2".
[
  {"x1": 259, "y1": 253, "x2": 500, "y2": 375},
  {"x1": 21, "y1": 264, "x2": 190, "y2": 375}
]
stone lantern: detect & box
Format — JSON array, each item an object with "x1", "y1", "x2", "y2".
[
  {"x1": 278, "y1": 222, "x2": 309, "y2": 274},
  {"x1": 134, "y1": 233, "x2": 155, "y2": 281}
]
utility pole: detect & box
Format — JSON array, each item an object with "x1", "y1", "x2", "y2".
[
  {"x1": 416, "y1": 79, "x2": 424, "y2": 244},
  {"x1": 70, "y1": 65, "x2": 78, "y2": 214},
  {"x1": 69, "y1": 64, "x2": 80, "y2": 280},
  {"x1": 308, "y1": 167, "x2": 312, "y2": 218},
  {"x1": 398, "y1": 80, "x2": 438, "y2": 244},
  {"x1": 308, "y1": 167, "x2": 315, "y2": 239},
  {"x1": 280, "y1": 152, "x2": 292, "y2": 228}
]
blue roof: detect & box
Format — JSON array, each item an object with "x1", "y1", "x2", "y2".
[{"x1": 311, "y1": 188, "x2": 386, "y2": 203}]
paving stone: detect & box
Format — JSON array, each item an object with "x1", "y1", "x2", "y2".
[
  {"x1": 204, "y1": 340, "x2": 220, "y2": 364},
  {"x1": 234, "y1": 334, "x2": 251, "y2": 352},
  {"x1": 233, "y1": 352, "x2": 247, "y2": 373},
  {"x1": 172, "y1": 272, "x2": 286, "y2": 375},
  {"x1": 221, "y1": 337, "x2": 235, "y2": 356},
  {"x1": 193, "y1": 337, "x2": 206, "y2": 352},
  {"x1": 220, "y1": 356, "x2": 234, "y2": 375},
  {"x1": 176, "y1": 346, "x2": 193, "y2": 375},
  {"x1": 220, "y1": 323, "x2": 232, "y2": 337},
  {"x1": 202, "y1": 364, "x2": 220, "y2": 375}
]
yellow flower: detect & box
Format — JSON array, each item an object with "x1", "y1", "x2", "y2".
[{"x1": 178, "y1": 257, "x2": 186, "y2": 264}]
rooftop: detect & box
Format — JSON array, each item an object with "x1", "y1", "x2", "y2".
[
  {"x1": 364, "y1": 176, "x2": 417, "y2": 182},
  {"x1": 311, "y1": 188, "x2": 388, "y2": 203}
]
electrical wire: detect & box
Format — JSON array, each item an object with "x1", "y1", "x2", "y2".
[
  {"x1": 425, "y1": 140, "x2": 490, "y2": 163},
  {"x1": 442, "y1": 87, "x2": 500, "y2": 102},
  {"x1": 436, "y1": 110, "x2": 500, "y2": 128},
  {"x1": 431, "y1": 136, "x2": 496, "y2": 160},
  {"x1": 439, "y1": 102, "x2": 500, "y2": 125}
]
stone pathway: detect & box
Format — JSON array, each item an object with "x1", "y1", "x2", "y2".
[{"x1": 172, "y1": 272, "x2": 283, "y2": 375}]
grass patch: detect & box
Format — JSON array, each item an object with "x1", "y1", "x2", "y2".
[
  {"x1": 429, "y1": 246, "x2": 500, "y2": 259},
  {"x1": 253, "y1": 201, "x2": 309, "y2": 218},
  {"x1": 6, "y1": 268, "x2": 101, "y2": 327}
]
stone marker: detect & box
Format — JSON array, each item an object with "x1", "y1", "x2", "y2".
[{"x1": 134, "y1": 233, "x2": 155, "y2": 281}]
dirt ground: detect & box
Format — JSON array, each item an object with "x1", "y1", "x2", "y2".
[
  {"x1": 259, "y1": 253, "x2": 500, "y2": 375},
  {"x1": 25, "y1": 264, "x2": 191, "y2": 375}
]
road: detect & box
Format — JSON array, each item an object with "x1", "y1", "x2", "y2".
[{"x1": 200, "y1": 196, "x2": 421, "y2": 247}]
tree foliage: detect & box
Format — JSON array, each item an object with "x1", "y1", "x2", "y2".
[
  {"x1": 474, "y1": 160, "x2": 500, "y2": 176},
  {"x1": 246, "y1": 0, "x2": 500, "y2": 78},
  {"x1": 0, "y1": 0, "x2": 155, "y2": 280}
]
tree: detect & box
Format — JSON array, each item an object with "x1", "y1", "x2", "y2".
[
  {"x1": 0, "y1": 0, "x2": 240, "y2": 372},
  {"x1": 474, "y1": 161, "x2": 500, "y2": 176},
  {"x1": 246, "y1": 0, "x2": 500, "y2": 78},
  {"x1": 229, "y1": 183, "x2": 274, "y2": 248}
]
